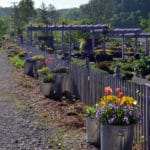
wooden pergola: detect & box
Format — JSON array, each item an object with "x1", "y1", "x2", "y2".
[
  {"x1": 92, "y1": 28, "x2": 142, "y2": 59},
  {"x1": 27, "y1": 24, "x2": 108, "y2": 58}
]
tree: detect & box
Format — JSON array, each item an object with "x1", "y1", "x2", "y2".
[
  {"x1": 0, "y1": 18, "x2": 8, "y2": 38},
  {"x1": 13, "y1": 0, "x2": 36, "y2": 34},
  {"x1": 80, "y1": 0, "x2": 115, "y2": 24},
  {"x1": 38, "y1": 2, "x2": 50, "y2": 25},
  {"x1": 48, "y1": 4, "x2": 59, "y2": 25},
  {"x1": 18, "y1": 0, "x2": 35, "y2": 23}
]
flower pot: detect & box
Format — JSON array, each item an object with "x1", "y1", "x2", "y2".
[
  {"x1": 55, "y1": 73, "x2": 69, "y2": 97},
  {"x1": 24, "y1": 60, "x2": 35, "y2": 76},
  {"x1": 101, "y1": 124, "x2": 134, "y2": 150},
  {"x1": 86, "y1": 117, "x2": 100, "y2": 146},
  {"x1": 40, "y1": 82, "x2": 54, "y2": 96}
]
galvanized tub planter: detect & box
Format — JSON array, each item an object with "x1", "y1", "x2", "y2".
[
  {"x1": 101, "y1": 124, "x2": 134, "y2": 150},
  {"x1": 24, "y1": 59, "x2": 35, "y2": 76},
  {"x1": 54, "y1": 72, "x2": 70, "y2": 97},
  {"x1": 24, "y1": 59, "x2": 44, "y2": 77},
  {"x1": 86, "y1": 117, "x2": 100, "y2": 146},
  {"x1": 40, "y1": 82, "x2": 54, "y2": 96}
]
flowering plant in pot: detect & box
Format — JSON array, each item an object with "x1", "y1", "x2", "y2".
[
  {"x1": 37, "y1": 66, "x2": 50, "y2": 80},
  {"x1": 85, "y1": 103, "x2": 100, "y2": 146},
  {"x1": 40, "y1": 74, "x2": 55, "y2": 97},
  {"x1": 96, "y1": 86, "x2": 142, "y2": 150}
]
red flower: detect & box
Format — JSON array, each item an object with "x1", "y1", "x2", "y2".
[
  {"x1": 104, "y1": 86, "x2": 112, "y2": 95},
  {"x1": 115, "y1": 88, "x2": 121, "y2": 94},
  {"x1": 45, "y1": 57, "x2": 54, "y2": 64},
  {"x1": 118, "y1": 92, "x2": 123, "y2": 99}
]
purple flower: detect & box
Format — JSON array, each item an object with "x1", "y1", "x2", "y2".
[
  {"x1": 95, "y1": 109, "x2": 101, "y2": 117},
  {"x1": 123, "y1": 116, "x2": 129, "y2": 124}
]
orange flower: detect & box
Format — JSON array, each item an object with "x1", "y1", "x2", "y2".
[{"x1": 104, "y1": 86, "x2": 112, "y2": 95}]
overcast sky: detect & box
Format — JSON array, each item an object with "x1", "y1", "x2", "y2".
[{"x1": 0, "y1": 0, "x2": 89, "y2": 9}]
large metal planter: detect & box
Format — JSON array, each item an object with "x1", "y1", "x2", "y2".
[
  {"x1": 24, "y1": 60, "x2": 35, "y2": 76},
  {"x1": 24, "y1": 60, "x2": 44, "y2": 77},
  {"x1": 101, "y1": 124, "x2": 134, "y2": 150},
  {"x1": 86, "y1": 117, "x2": 100, "y2": 146},
  {"x1": 55, "y1": 73, "x2": 70, "y2": 97},
  {"x1": 40, "y1": 82, "x2": 54, "y2": 96}
]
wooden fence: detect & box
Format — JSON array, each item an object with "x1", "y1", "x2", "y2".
[
  {"x1": 69, "y1": 64, "x2": 150, "y2": 150},
  {"x1": 22, "y1": 44, "x2": 150, "y2": 149}
]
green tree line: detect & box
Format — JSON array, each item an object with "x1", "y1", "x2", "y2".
[{"x1": 0, "y1": 0, "x2": 150, "y2": 39}]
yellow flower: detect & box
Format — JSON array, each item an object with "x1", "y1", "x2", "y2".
[
  {"x1": 100, "y1": 95, "x2": 119, "y2": 106},
  {"x1": 121, "y1": 96, "x2": 137, "y2": 106}
]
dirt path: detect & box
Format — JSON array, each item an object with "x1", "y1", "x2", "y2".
[{"x1": 0, "y1": 50, "x2": 55, "y2": 150}]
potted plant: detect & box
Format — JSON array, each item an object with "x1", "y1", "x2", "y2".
[
  {"x1": 52, "y1": 66, "x2": 69, "y2": 97},
  {"x1": 96, "y1": 86, "x2": 141, "y2": 150},
  {"x1": 37, "y1": 66, "x2": 50, "y2": 80},
  {"x1": 40, "y1": 73, "x2": 55, "y2": 97},
  {"x1": 86, "y1": 103, "x2": 100, "y2": 146},
  {"x1": 24, "y1": 55, "x2": 45, "y2": 77}
]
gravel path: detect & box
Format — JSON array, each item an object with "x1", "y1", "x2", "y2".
[{"x1": 0, "y1": 50, "x2": 55, "y2": 150}]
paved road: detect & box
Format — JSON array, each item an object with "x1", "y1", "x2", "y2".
[{"x1": 0, "y1": 50, "x2": 53, "y2": 150}]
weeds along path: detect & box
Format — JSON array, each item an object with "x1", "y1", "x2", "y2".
[{"x1": 0, "y1": 50, "x2": 56, "y2": 150}]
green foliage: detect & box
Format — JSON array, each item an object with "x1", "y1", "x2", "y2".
[
  {"x1": 43, "y1": 74, "x2": 55, "y2": 83},
  {"x1": 86, "y1": 103, "x2": 99, "y2": 117},
  {"x1": 10, "y1": 55, "x2": 24, "y2": 69},
  {"x1": 71, "y1": 58, "x2": 85, "y2": 67},
  {"x1": 32, "y1": 55, "x2": 44, "y2": 61},
  {"x1": 120, "y1": 63, "x2": 134, "y2": 72},
  {"x1": 38, "y1": 67, "x2": 49, "y2": 75},
  {"x1": 0, "y1": 18, "x2": 8, "y2": 38},
  {"x1": 133, "y1": 56, "x2": 150, "y2": 77}
]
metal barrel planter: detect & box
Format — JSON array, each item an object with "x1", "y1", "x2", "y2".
[
  {"x1": 40, "y1": 82, "x2": 54, "y2": 96},
  {"x1": 61, "y1": 73, "x2": 70, "y2": 92},
  {"x1": 101, "y1": 124, "x2": 134, "y2": 150},
  {"x1": 55, "y1": 73, "x2": 64, "y2": 97},
  {"x1": 24, "y1": 60, "x2": 35, "y2": 76},
  {"x1": 55, "y1": 73, "x2": 70, "y2": 97},
  {"x1": 86, "y1": 117, "x2": 100, "y2": 146}
]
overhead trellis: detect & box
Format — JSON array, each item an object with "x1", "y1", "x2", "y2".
[
  {"x1": 27, "y1": 25, "x2": 150, "y2": 58},
  {"x1": 27, "y1": 24, "x2": 108, "y2": 31},
  {"x1": 27, "y1": 24, "x2": 109, "y2": 59},
  {"x1": 92, "y1": 28, "x2": 150, "y2": 58}
]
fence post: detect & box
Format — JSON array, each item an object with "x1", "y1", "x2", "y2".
[{"x1": 145, "y1": 83, "x2": 150, "y2": 150}]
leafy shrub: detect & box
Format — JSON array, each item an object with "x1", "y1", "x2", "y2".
[
  {"x1": 134, "y1": 57, "x2": 150, "y2": 77},
  {"x1": 121, "y1": 63, "x2": 134, "y2": 72},
  {"x1": 38, "y1": 67, "x2": 50, "y2": 75},
  {"x1": 10, "y1": 55, "x2": 24, "y2": 69}
]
